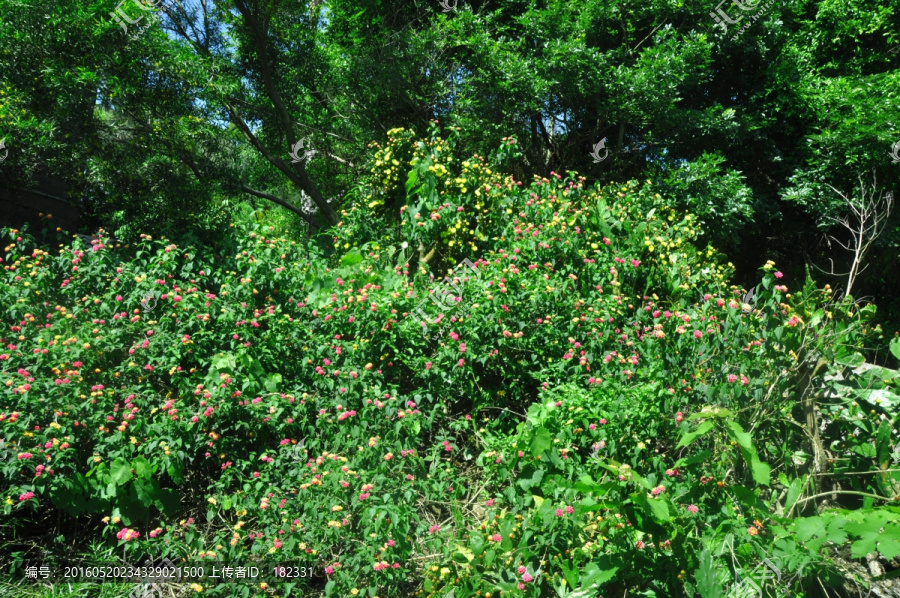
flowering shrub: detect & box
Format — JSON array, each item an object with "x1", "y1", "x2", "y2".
[{"x1": 1, "y1": 127, "x2": 897, "y2": 597}]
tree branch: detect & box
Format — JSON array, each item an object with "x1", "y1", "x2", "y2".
[
  {"x1": 231, "y1": 0, "x2": 338, "y2": 225},
  {"x1": 240, "y1": 185, "x2": 314, "y2": 226}
]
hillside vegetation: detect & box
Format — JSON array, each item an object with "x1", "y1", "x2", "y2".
[{"x1": 2, "y1": 127, "x2": 900, "y2": 597}]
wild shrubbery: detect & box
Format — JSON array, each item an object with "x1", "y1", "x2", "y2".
[{"x1": 1, "y1": 126, "x2": 898, "y2": 597}]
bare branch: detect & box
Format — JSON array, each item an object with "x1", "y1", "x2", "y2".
[{"x1": 822, "y1": 171, "x2": 893, "y2": 297}]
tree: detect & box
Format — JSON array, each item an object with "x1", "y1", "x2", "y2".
[{"x1": 821, "y1": 173, "x2": 894, "y2": 298}]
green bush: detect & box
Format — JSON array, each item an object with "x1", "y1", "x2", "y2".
[{"x1": 1, "y1": 127, "x2": 897, "y2": 598}]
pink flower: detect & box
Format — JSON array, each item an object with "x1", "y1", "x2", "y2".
[
  {"x1": 687, "y1": 504, "x2": 699, "y2": 514},
  {"x1": 115, "y1": 295, "x2": 123, "y2": 301},
  {"x1": 675, "y1": 412, "x2": 684, "y2": 423},
  {"x1": 565, "y1": 505, "x2": 574, "y2": 514},
  {"x1": 116, "y1": 528, "x2": 140, "y2": 542},
  {"x1": 556, "y1": 508, "x2": 564, "y2": 517},
  {"x1": 599, "y1": 418, "x2": 607, "y2": 425},
  {"x1": 325, "y1": 566, "x2": 334, "y2": 576},
  {"x1": 491, "y1": 533, "x2": 501, "y2": 542},
  {"x1": 19, "y1": 491, "x2": 34, "y2": 502},
  {"x1": 727, "y1": 374, "x2": 737, "y2": 383},
  {"x1": 589, "y1": 423, "x2": 597, "y2": 431},
  {"x1": 459, "y1": 343, "x2": 466, "y2": 353},
  {"x1": 425, "y1": 362, "x2": 432, "y2": 370},
  {"x1": 522, "y1": 573, "x2": 533, "y2": 583},
  {"x1": 457, "y1": 359, "x2": 464, "y2": 367},
  {"x1": 774, "y1": 271, "x2": 783, "y2": 279},
  {"x1": 517, "y1": 566, "x2": 526, "y2": 575},
  {"x1": 694, "y1": 330, "x2": 703, "y2": 339},
  {"x1": 635, "y1": 540, "x2": 645, "y2": 549}
]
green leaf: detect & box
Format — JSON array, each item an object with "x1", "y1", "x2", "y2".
[
  {"x1": 166, "y1": 462, "x2": 184, "y2": 484},
  {"x1": 890, "y1": 337, "x2": 900, "y2": 361},
  {"x1": 785, "y1": 477, "x2": 803, "y2": 512},
  {"x1": 673, "y1": 450, "x2": 712, "y2": 469},
  {"x1": 516, "y1": 466, "x2": 544, "y2": 491},
  {"x1": 836, "y1": 352, "x2": 865, "y2": 367},
  {"x1": 246, "y1": 357, "x2": 266, "y2": 380},
  {"x1": 846, "y1": 511, "x2": 900, "y2": 559},
  {"x1": 134, "y1": 477, "x2": 160, "y2": 504},
  {"x1": 560, "y1": 559, "x2": 579, "y2": 590},
  {"x1": 452, "y1": 545, "x2": 474, "y2": 563},
  {"x1": 808, "y1": 308, "x2": 824, "y2": 327},
  {"x1": 132, "y1": 456, "x2": 152, "y2": 479},
  {"x1": 574, "y1": 475, "x2": 613, "y2": 496},
  {"x1": 676, "y1": 421, "x2": 715, "y2": 449},
  {"x1": 109, "y1": 458, "x2": 132, "y2": 486},
  {"x1": 725, "y1": 420, "x2": 771, "y2": 486},
  {"x1": 876, "y1": 420, "x2": 892, "y2": 466},
  {"x1": 647, "y1": 497, "x2": 672, "y2": 522},
  {"x1": 341, "y1": 251, "x2": 364, "y2": 267},
  {"x1": 406, "y1": 169, "x2": 419, "y2": 194},
  {"x1": 264, "y1": 373, "x2": 282, "y2": 393},
  {"x1": 695, "y1": 549, "x2": 722, "y2": 598},
  {"x1": 852, "y1": 443, "x2": 876, "y2": 458},
  {"x1": 580, "y1": 561, "x2": 618, "y2": 590},
  {"x1": 530, "y1": 427, "x2": 553, "y2": 456}
]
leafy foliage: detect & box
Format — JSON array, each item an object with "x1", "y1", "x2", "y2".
[{"x1": 0, "y1": 129, "x2": 898, "y2": 598}]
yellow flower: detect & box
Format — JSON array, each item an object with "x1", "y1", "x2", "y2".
[
  {"x1": 351, "y1": 589, "x2": 359, "y2": 596},
  {"x1": 190, "y1": 583, "x2": 203, "y2": 592},
  {"x1": 208, "y1": 497, "x2": 217, "y2": 506}
]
